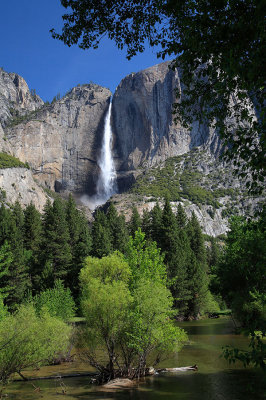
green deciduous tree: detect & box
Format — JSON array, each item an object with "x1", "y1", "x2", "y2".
[
  {"x1": 0, "y1": 304, "x2": 71, "y2": 385},
  {"x1": 79, "y1": 241, "x2": 187, "y2": 382},
  {"x1": 217, "y1": 212, "x2": 266, "y2": 369},
  {"x1": 33, "y1": 280, "x2": 76, "y2": 321}
]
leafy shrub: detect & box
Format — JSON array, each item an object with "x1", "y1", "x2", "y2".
[
  {"x1": 33, "y1": 280, "x2": 76, "y2": 321},
  {"x1": 0, "y1": 304, "x2": 71, "y2": 384}
]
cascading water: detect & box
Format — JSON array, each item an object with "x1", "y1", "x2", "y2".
[
  {"x1": 80, "y1": 98, "x2": 117, "y2": 209},
  {"x1": 96, "y1": 99, "x2": 117, "y2": 201}
]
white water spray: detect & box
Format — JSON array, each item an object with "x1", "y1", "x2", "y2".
[
  {"x1": 96, "y1": 100, "x2": 117, "y2": 201},
  {"x1": 80, "y1": 99, "x2": 117, "y2": 209}
]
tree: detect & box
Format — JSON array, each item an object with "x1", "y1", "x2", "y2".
[
  {"x1": 52, "y1": 0, "x2": 265, "y2": 188},
  {"x1": 23, "y1": 202, "x2": 43, "y2": 293},
  {"x1": 65, "y1": 195, "x2": 91, "y2": 296},
  {"x1": 79, "y1": 253, "x2": 133, "y2": 381},
  {"x1": 0, "y1": 241, "x2": 12, "y2": 299},
  {"x1": 32, "y1": 280, "x2": 76, "y2": 321},
  {"x1": 160, "y1": 198, "x2": 191, "y2": 315},
  {"x1": 217, "y1": 215, "x2": 266, "y2": 330},
  {"x1": 41, "y1": 198, "x2": 72, "y2": 288},
  {"x1": 186, "y1": 212, "x2": 210, "y2": 318},
  {"x1": 91, "y1": 209, "x2": 112, "y2": 257},
  {"x1": 150, "y1": 201, "x2": 163, "y2": 244},
  {"x1": 6, "y1": 203, "x2": 31, "y2": 310},
  {"x1": 79, "y1": 243, "x2": 187, "y2": 382},
  {"x1": 106, "y1": 203, "x2": 129, "y2": 253},
  {"x1": 129, "y1": 206, "x2": 141, "y2": 237},
  {"x1": 0, "y1": 304, "x2": 71, "y2": 385},
  {"x1": 216, "y1": 212, "x2": 266, "y2": 369}
]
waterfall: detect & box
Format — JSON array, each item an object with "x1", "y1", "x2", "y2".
[
  {"x1": 96, "y1": 99, "x2": 117, "y2": 202},
  {"x1": 80, "y1": 98, "x2": 117, "y2": 209}
]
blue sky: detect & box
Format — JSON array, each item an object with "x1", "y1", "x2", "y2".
[{"x1": 1, "y1": 1, "x2": 170, "y2": 102}]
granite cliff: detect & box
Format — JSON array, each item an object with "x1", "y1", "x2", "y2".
[
  {"x1": 0, "y1": 63, "x2": 261, "y2": 235},
  {"x1": 2, "y1": 79, "x2": 111, "y2": 194}
]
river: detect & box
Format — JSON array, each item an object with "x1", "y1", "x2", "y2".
[{"x1": 5, "y1": 317, "x2": 265, "y2": 399}]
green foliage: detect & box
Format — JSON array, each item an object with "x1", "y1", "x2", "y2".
[
  {"x1": 33, "y1": 280, "x2": 76, "y2": 321},
  {"x1": 0, "y1": 197, "x2": 91, "y2": 309},
  {"x1": 79, "y1": 244, "x2": 187, "y2": 381},
  {"x1": 91, "y1": 209, "x2": 112, "y2": 257},
  {"x1": 216, "y1": 212, "x2": 266, "y2": 369},
  {"x1": 223, "y1": 332, "x2": 266, "y2": 370},
  {"x1": 106, "y1": 203, "x2": 129, "y2": 254},
  {"x1": 130, "y1": 155, "x2": 231, "y2": 208},
  {"x1": 41, "y1": 198, "x2": 72, "y2": 288},
  {"x1": 125, "y1": 229, "x2": 166, "y2": 287},
  {"x1": 217, "y1": 214, "x2": 266, "y2": 329},
  {"x1": 129, "y1": 206, "x2": 141, "y2": 236},
  {"x1": 0, "y1": 153, "x2": 29, "y2": 169},
  {"x1": 0, "y1": 294, "x2": 8, "y2": 322},
  {"x1": 0, "y1": 304, "x2": 71, "y2": 385}
]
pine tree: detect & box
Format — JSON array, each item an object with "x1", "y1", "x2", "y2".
[
  {"x1": 6, "y1": 202, "x2": 31, "y2": 310},
  {"x1": 41, "y1": 198, "x2": 72, "y2": 288},
  {"x1": 150, "y1": 202, "x2": 163, "y2": 245},
  {"x1": 65, "y1": 195, "x2": 91, "y2": 297},
  {"x1": 0, "y1": 204, "x2": 12, "y2": 246},
  {"x1": 185, "y1": 212, "x2": 209, "y2": 317},
  {"x1": 160, "y1": 198, "x2": 191, "y2": 315},
  {"x1": 91, "y1": 209, "x2": 112, "y2": 257},
  {"x1": 24, "y1": 202, "x2": 43, "y2": 293},
  {"x1": 141, "y1": 209, "x2": 152, "y2": 239},
  {"x1": 129, "y1": 206, "x2": 141, "y2": 236},
  {"x1": 176, "y1": 203, "x2": 187, "y2": 229},
  {"x1": 187, "y1": 211, "x2": 207, "y2": 265},
  {"x1": 106, "y1": 203, "x2": 129, "y2": 253},
  {"x1": 0, "y1": 241, "x2": 13, "y2": 299}
]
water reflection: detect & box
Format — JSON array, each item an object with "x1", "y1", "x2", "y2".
[{"x1": 6, "y1": 317, "x2": 265, "y2": 400}]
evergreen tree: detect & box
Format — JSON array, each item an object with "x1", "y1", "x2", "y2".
[
  {"x1": 7, "y1": 203, "x2": 31, "y2": 310},
  {"x1": 41, "y1": 198, "x2": 72, "y2": 288},
  {"x1": 176, "y1": 203, "x2": 187, "y2": 229},
  {"x1": 141, "y1": 209, "x2": 152, "y2": 239},
  {"x1": 0, "y1": 204, "x2": 12, "y2": 246},
  {"x1": 65, "y1": 195, "x2": 91, "y2": 297},
  {"x1": 187, "y1": 212, "x2": 207, "y2": 265},
  {"x1": 91, "y1": 209, "x2": 112, "y2": 257},
  {"x1": 0, "y1": 241, "x2": 13, "y2": 299},
  {"x1": 150, "y1": 201, "x2": 163, "y2": 245},
  {"x1": 185, "y1": 212, "x2": 209, "y2": 317},
  {"x1": 24, "y1": 202, "x2": 43, "y2": 293},
  {"x1": 161, "y1": 198, "x2": 191, "y2": 315},
  {"x1": 106, "y1": 203, "x2": 129, "y2": 253},
  {"x1": 129, "y1": 206, "x2": 141, "y2": 236}
]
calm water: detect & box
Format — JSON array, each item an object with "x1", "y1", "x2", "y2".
[{"x1": 5, "y1": 317, "x2": 265, "y2": 399}]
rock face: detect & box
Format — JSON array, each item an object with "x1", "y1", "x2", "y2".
[
  {"x1": 0, "y1": 64, "x2": 261, "y2": 235},
  {"x1": 0, "y1": 68, "x2": 43, "y2": 128},
  {"x1": 112, "y1": 61, "x2": 220, "y2": 175},
  {"x1": 0, "y1": 167, "x2": 48, "y2": 212},
  {"x1": 4, "y1": 84, "x2": 111, "y2": 194}
]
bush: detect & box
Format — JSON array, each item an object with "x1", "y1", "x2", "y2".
[
  {"x1": 0, "y1": 304, "x2": 71, "y2": 385},
  {"x1": 33, "y1": 280, "x2": 76, "y2": 321}
]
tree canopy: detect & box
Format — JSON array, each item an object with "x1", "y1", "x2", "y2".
[{"x1": 52, "y1": 0, "x2": 265, "y2": 189}]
